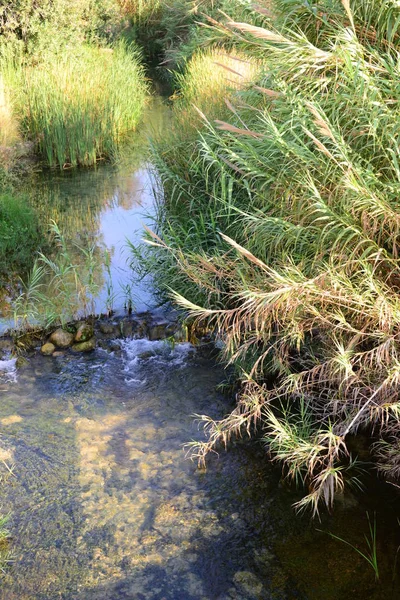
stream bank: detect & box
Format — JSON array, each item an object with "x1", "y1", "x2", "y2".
[{"x1": 0, "y1": 78, "x2": 398, "y2": 600}]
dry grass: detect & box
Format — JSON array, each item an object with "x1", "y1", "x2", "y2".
[{"x1": 146, "y1": 0, "x2": 400, "y2": 515}]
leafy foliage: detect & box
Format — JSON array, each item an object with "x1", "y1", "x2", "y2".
[{"x1": 0, "y1": 193, "x2": 43, "y2": 282}]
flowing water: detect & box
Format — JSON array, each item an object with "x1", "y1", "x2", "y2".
[{"x1": 0, "y1": 98, "x2": 399, "y2": 599}]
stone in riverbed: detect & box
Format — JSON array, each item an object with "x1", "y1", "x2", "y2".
[
  {"x1": 138, "y1": 350, "x2": 155, "y2": 360},
  {"x1": 98, "y1": 322, "x2": 116, "y2": 335},
  {"x1": 71, "y1": 337, "x2": 96, "y2": 353},
  {"x1": 49, "y1": 328, "x2": 74, "y2": 348},
  {"x1": 0, "y1": 338, "x2": 13, "y2": 353},
  {"x1": 148, "y1": 323, "x2": 168, "y2": 341},
  {"x1": 41, "y1": 342, "x2": 56, "y2": 356},
  {"x1": 75, "y1": 322, "x2": 94, "y2": 343}
]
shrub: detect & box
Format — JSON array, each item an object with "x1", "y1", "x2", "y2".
[
  {"x1": 0, "y1": 193, "x2": 42, "y2": 281},
  {"x1": 145, "y1": 0, "x2": 400, "y2": 514},
  {"x1": 0, "y1": 0, "x2": 128, "y2": 54}
]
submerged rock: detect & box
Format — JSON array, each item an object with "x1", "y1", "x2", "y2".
[
  {"x1": 41, "y1": 342, "x2": 56, "y2": 356},
  {"x1": 148, "y1": 323, "x2": 168, "y2": 341},
  {"x1": 49, "y1": 328, "x2": 74, "y2": 348},
  {"x1": 98, "y1": 322, "x2": 116, "y2": 335},
  {"x1": 75, "y1": 322, "x2": 94, "y2": 343},
  {"x1": 0, "y1": 338, "x2": 13, "y2": 354},
  {"x1": 138, "y1": 350, "x2": 155, "y2": 360},
  {"x1": 16, "y1": 356, "x2": 29, "y2": 368},
  {"x1": 232, "y1": 571, "x2": 265, "y2": 599},
  {"x1": 71, "y1": 337, "x2": 96, "y2": 353}
]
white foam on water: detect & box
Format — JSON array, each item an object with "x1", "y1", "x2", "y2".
[
  {"x1": 0, "y1": 357, "x2": 17, "y2": 383},
  {"x1": 120, "y1": 338, "x2": 194, "y2": 384}
]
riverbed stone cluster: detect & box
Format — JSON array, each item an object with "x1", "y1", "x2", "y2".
[
  {"x1": 0, "y1": 311, "x2": 211, "y2": 363},
  {"x1": 41, "y1": 322, "x2": 96, "y2": 355},
  {"x1": 35, "y1": 313, "x2": 188, "y2": 357}
]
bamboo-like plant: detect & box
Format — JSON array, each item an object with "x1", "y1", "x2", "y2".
[{"x1": 145, "y1": 0, "x2": 400, "y2": 514}]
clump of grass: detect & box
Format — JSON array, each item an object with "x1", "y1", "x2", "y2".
[
  {"x1": 0, "y1": 75, "x2": 20, "y2": 147},
  {"x1": 143, "y1": 0, "x2": 400, "y2": 514},
  {"x1": 3, "y1": 42, "x2": 148, "y2": 169},
  {"x1": 0, "y1": 515, "x2": 13, "y2": 577},
  {"x1": 0, "y1": 193, "x2": 43, "y2": 283},
  {"x1": 13, "y1": 222, "x2": 103, "y2": 330}
]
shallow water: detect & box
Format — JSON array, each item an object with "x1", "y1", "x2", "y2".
[
  {"x1": 0, "y1": 342, "x2": 300, "y2": 600},
  {"x1": 0, "y1": 342, "x2": 399, "y2": 599},
  {"x1": 0, "y1": 94, "x2": 399, "y2": 599},
  {"x1": 0, "y1": 97, "x2": 169, "y2": 334}
]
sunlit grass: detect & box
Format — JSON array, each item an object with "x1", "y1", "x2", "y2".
[
  {"x1": 2, "y1": 42, "x2": 148, "y2": 168},
  {"x1": 143, "y1": 0, "x2": 400, "y2": 514}
]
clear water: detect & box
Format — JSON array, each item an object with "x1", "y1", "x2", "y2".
[
  {"x1": 0, "y1": 343, "x2": 399, "y2": 599},
  {"x1": 0, "y1": 343, "x2": 300, "y2": 600},
  {"x1": 0, "y1": 97, "x2": 169, "y2": 334}
]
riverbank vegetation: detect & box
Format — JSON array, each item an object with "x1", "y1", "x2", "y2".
[
  {"x1": 3, "y1": 43, "x2": 147, "y2": 168},
  {"x1": 0, "y1": 3, "x2": 148, "y2": 169},
  {"x1": 2, "y1": 0, "x2": 400, "y2": 517},
  {"x1": 0, "y1": 0, "x2": 149, "y2": 287},
  {"x1": 141, "y1": 0, "x2": 400, "y2": 514}
]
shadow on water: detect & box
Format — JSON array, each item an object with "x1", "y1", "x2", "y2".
[
  {"x1": 0, "y1": 344, "x2": 302, "y2": 600},
  {"x1": 0, "y1": 342, "x2": 399, "y2": 598}
]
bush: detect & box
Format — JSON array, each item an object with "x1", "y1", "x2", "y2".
[
  {"x1": 0, "y1": 0, "x2": 128, "y2": 55},
  {"x1": 3, "y1": 42, "x2": 148, "y2": 168},
  {"x1": 145, "y1": 0, "x2": 400, "y2": 514}
]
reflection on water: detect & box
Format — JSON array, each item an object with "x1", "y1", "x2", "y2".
[
  {"x1": 27, "y1": 164, "x2": 157, "y2": 315},
  {"x1": 0, "y1": 98, "x2": 169, "y2": 332}
]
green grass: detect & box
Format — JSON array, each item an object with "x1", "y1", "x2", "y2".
[
  {"x1": 142, "y1": 0, "x2": 400, "y2": 514},
  {"x1": 0, "y1": 193, "x2": 43, "y2": 282},
  {"x1": 2, "y1": 42, "x2": 148, "y2": 169}
]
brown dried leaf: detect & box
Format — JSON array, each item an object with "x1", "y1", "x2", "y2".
[{"x1": 215, "y1": 120, "x2": 264, "y2": 138}]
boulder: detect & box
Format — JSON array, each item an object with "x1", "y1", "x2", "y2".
[
  {"x1": 41, "y1": 342, "x2": 55, "y2": 356},
  {"x1": 71, "y1": 337, "x2": 96, "y2": 353},
  {"x1": 49, "y1": 328, "x2": 74, "y2": 348},
  {"x1": 75, "y1": 322, "x2": 94, "y2": 343}
]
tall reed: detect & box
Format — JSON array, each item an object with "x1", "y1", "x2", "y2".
[
  {"x1": 3, "y1": 42, "x2": 148, "y2": 168},
  {"x1": 144, "y1": 0, "x2": 400, "y2": 514}
]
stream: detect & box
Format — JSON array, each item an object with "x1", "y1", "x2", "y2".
[{"x1": 0, "y1": 97, "x2": 399, "y2": 599}]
